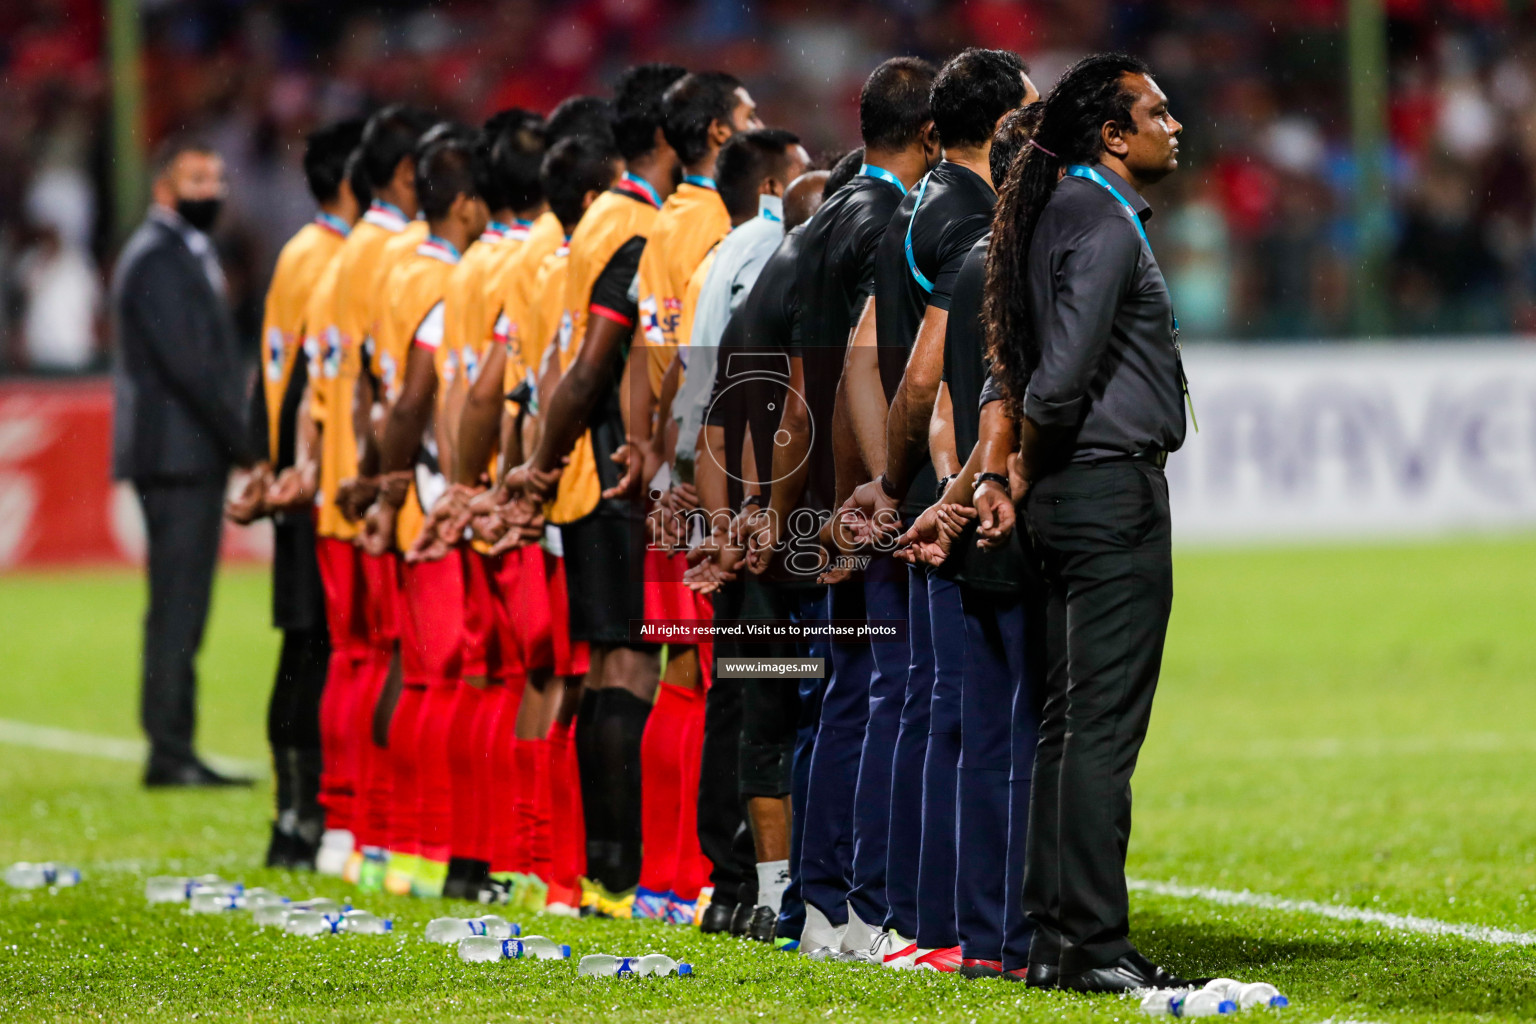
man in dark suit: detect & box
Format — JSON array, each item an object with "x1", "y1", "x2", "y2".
[{"x1": 112, "y1": 138, "x2": 257, "y2": 788}]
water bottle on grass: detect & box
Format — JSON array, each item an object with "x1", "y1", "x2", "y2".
[
  {"x1": 577, "y1": 953, "x2": 691, "y2": 977},
  {"x1": 425, "y1": 915, "x2": 517, "y2": 943},
  {"x1": 1237, "y1": 983, "x2": 1288, "y2": 1009},
  {"x1": 6, "y1": 863, "x2": 81, "y2": 889},
  {"x1": 339, "y1": 911, "x2": 392, "y2": 935},
  {"x1": 285, "y1": 910, "x2": 344, "y2": 936}
]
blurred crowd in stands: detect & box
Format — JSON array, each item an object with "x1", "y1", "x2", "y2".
[{"x1": 3, "y1": 0, "x2": 1535, "y2": 372}]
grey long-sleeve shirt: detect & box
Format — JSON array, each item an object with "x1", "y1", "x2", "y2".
[{"x1": 1021, "y1": 162, "x2": 1185, "y2": 461}]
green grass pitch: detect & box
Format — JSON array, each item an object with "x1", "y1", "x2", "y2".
[{"x1": 2, "y1": 537, "x2": 1534, "y2": 1022}]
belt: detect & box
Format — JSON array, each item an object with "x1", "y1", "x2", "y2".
[{"x1": 1081, "y1": 449, "x2": 1167, "y2": 470}]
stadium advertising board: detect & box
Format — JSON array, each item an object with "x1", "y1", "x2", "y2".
[{"x1": 1171, "y1": 342, "x2": 1536, "y2": 543}]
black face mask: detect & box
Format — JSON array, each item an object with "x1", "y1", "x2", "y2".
[{"x1": 176, "y1": 197, "x2": 223, "y2": 233}]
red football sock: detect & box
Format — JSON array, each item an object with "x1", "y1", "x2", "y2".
[
  {"x1": 510, "y1": 738, "x2": 540, "y2": 874},
  {"x1": 386, "y1": 681, "x2": 427, "y2": 856},
  {"x1": 528, "y1": 737, "x2": 554, "y2": 882},
  {"x1": 546, "y1": 717, "x2": 585, "y2": 888},
  {"x1": 671, "y1": 690, "x2": 712, "y2": 901},
  {"x1": 467, "y1": 681, "x2": 507, "y2": 863},
  {"x1": 416, "y1": 681, "x2": 459, "y2": 863},
  {"x1": 316, "y1": 642, "x2": 361, "y2": 833},
  {"x1": 445, "y1": 682, "x2": 483, "y2": 859},
  {"x1": 488, "y1": 683, "x2": 523, "y2": 874},
  {"x1": 355, "y1": 647, "x2": 392, "y2": 849},
  {"x1": 638, "y1": 681, "x2": 699, "y2": 895}
]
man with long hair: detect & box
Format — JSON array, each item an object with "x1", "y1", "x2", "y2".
[{"x1": 982, "y1": 53, "x2": 1192, "y2": 992}]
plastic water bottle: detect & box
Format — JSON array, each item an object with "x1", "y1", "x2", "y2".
[
  {"x1": 254, "y1": 904, "x2": 292, "y2": 928},
  {"x1": 635, "y1": 953, "x2": 692, "y2": 977},
  {"x1": 338, "y1": 910, "x2": 393, "y2": 935},
  {"x1": 517, "y1": 935, "x2": 572, "y2": 960},
  {"x1": 6, "y1": 863, "x2": 81, "y2": 889},
  {"x1": 577, "y1": 954, "x2": 638, "y2": 977},
  {"x1": 1173, "y1": 990, "x2": 1236, "y2": 1017},
  {"x1": 244, "y1": 889, "x2": 287, "y2": 910},
  {"x1": 1203, "y1": 979, "x2": 1242, "y2": 1002},
  {"x1": 145, "y1": 876, "x2": 195, "y2": 903},
  {"x1": 577, "y1": 953, "x2": 692, "y2": 977},
  {"x1": 292, "y1": 897, "x2": 347, "y2": 914},
  {"x1": 190, "y1": 890, "x2": 242, "y2": 913},
  {"x1": 1237, "y1": 982, "x2": 1288, "y2": 1009},
  {"x1": 458, "y1": 937, "x2": 521, "y2": 963},
  {"x1": 425, "y1": 915, "x2": 517, "y2": 944},
  {"x1": 285, "y1": 910, "x2": 344, "y2": 936}
]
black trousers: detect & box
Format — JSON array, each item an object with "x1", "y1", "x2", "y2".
[
  {"x1": 1020, "y1": 460, "x2": 1173, "y2": 974},
  {"x1": 135, "y1": 476, "x2": 227, "y2": 765},
  {"x1": 699, "y1": 577, "x2": 756, "y2": 907}
]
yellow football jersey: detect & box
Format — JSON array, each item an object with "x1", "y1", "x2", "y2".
[
  {"x1": 547, "y1": 183, "x2": 659, "y2": 524},
  {"x1": 636, "y1": 181, "x2": 730, "y2": 396},
  {"x1": 260, "y1": 215, "x2": 348, "y2": 458},
  {"x1": 302, "y1": 250, "x2": 356, "y2": 540},
  {"x1": 376, "y1": 234, "x2": 460, "y2": 550}
]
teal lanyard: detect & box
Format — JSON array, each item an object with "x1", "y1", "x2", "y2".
[
  {"x1": 683, "y1": 174, "x2": 717, "y2": 190},
  {"x1": 1065, "y1": 164, "x2": 1197, "y2": 432},
  {"x1": 622, "y1": 172, "x2": 662, "y2": 208},
  {"x1": 904, "y1": 172, "x2": 934, "y2": 293},
  {"x1": 858, "y1": 163, "x2": 905, "y2": 193}
]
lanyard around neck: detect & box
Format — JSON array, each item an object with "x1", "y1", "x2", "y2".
[
  {"x1": 904, "y1": 172, "x2": 935, "y2": 293},
  {"x1": 683, "y1": 174, "x2": 717, "y2": 191},
  {"x1": 1066, "y1": 165, "x2": 1151, "y2": 252},
  {"x1": 622, "y1": 172, "x2": 662, "y2": 209},
  {"x1": 858, "y1": 163, "x2": 905, "y2": 193},
  {"x1": 1066, "y1": 165, "x2": 1197, "y2": 431}
]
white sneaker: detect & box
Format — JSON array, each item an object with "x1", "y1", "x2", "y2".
[
  {"x1": 881, "y1": 933, "x2": 921, "y2": 969},
  {"x1": 840, "y1": 903, "x2": 879, "y2": 954},
  {"x1": 314, "y1": 829, "x2": 355, "y2": 877},
  {"x1": 798, "y1": 902, "x2": 847, "y2": 955}
]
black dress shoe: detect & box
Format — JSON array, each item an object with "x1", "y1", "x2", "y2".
[
  {"x1": 728, "y1": 901, "x2": 755, "y2": 937},
  {"x1": 747, "y1": 905, "x2": 776, "y2": 943},
  {"x1": 144, "y1": 758, "x2": 254, "y2": 789},
  {"x1": 699, "y1": 901, "x2": 737, "y2": 934},
  {"x1": 1061, "y1": 950, "x2": 1188, "y2": 993},
  {"x1": 1022, "y1": 962, "x2": 1060, "y2": 988}
]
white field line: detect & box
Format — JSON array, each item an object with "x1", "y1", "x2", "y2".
[
  {"x1": 0, "y1": 718, "x2": 266, "y2": 777},
  {"x1": 1128, "y1": 878, "x2": 1536, "y2": 947}
]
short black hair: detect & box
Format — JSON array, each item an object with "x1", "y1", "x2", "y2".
[
  {"x1": 717, "y1": 128, "x2": 800, "y2": 222},
  {"x1": 344, "y1": 147, "x2": 373, "y2": 209},
  {"x1": 932, "y1": 49, "x2": 1029, "y2": 149},
  {"x1": 989, "y1": 102, "x2": 1042, "y2": 185},
  {"x1": 824, "y1": 146, "x2": 865, "y2": 197},
  {"x1": 662, "y1": 71, "x2": 745, "y2": 167},
  {"x1": 859, "y1": 57, "x2": 937, "y2": 151},
  {"x1": 360, "y1": 104, "x2": 435, "y2": 191},
  {"x1": 480, "y1": 108, "x2": 546, "y2": 213},
  {"x1": 542, "y1": 135, "x2": 621, "y2": 230},
  {"x1": 151, "y1": 134, "x2": 217, "y2": 177},
  {"x1": 415, "y1": 126, "x2": 482, "y2": 221},
  {"x1": 303, "y1": 118, "x2": 365, "y2": 204},
  {"x1": 546, "y1": 95, "x2": 616, "y2": 149},
  {"x1": 613, "y1": 63, "x2": 688, "y2": 161}
]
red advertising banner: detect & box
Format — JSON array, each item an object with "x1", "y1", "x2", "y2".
[{"x1": 0, "y1": 377, "x2": 269, "y2": 569}]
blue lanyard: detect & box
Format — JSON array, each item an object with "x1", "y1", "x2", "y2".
[
  {"x1": 371, "y1": 200, "x2": 406, "y2": 221},
  {"x1": 1065, "y1": 165, "x2": 1152, "y2": 251},
  {"x1": 425, "y1": 234, "x2": 462, "y2": 261},
  {"x1": 904, "y1": 172, "x2": 934, "y2": 294},
  {"x1": 858, "y1": 163, "x2": 905, "y2": 193},
  {"x1": 513, "y1": 217, "x2": 535, "y2": 229},
  {"x1": 488, "y1": 220, "x2": 512, "y2": 235},
  {"x1": 622, "y1": 172, "x2": 662, "y2": 209},
  {"x1": 683, "y1": 174, "x2": 717, "y2": 191},
  {"x1": 1067, "y1": 164, "x2": 1195, "y2": 431},
  {"x1": 315, "y1": 211, "x2": 351, "y2": 237}
]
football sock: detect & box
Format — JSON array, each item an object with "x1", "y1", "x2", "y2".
[
  {"x1": 591, "y1": 688, "x2": 650, "y2": 893},
  {"x1": 757, "y1": 859, "x2": 790, "y2": 914},
  {"x1": 638, "y1": 683, "x2": 693, "y2": 896}
]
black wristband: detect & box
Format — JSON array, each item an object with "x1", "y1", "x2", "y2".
[
  {"x1": 740, "y1": 493, "x2": 764, "y2": 512},
  {"x1": 878, "y1": 472, "x2": 901, "y2": 499},
  {"x1": 975, "y1": 471, "x2": 1010, "y2": 490},
  {"x1": 936, "y1": 474, "x2": 958, "y2": 498}
]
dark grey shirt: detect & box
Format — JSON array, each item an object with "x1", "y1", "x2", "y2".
[{"x1": 1023, "y1": 163, "x2": 1185, "y2": 461}]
